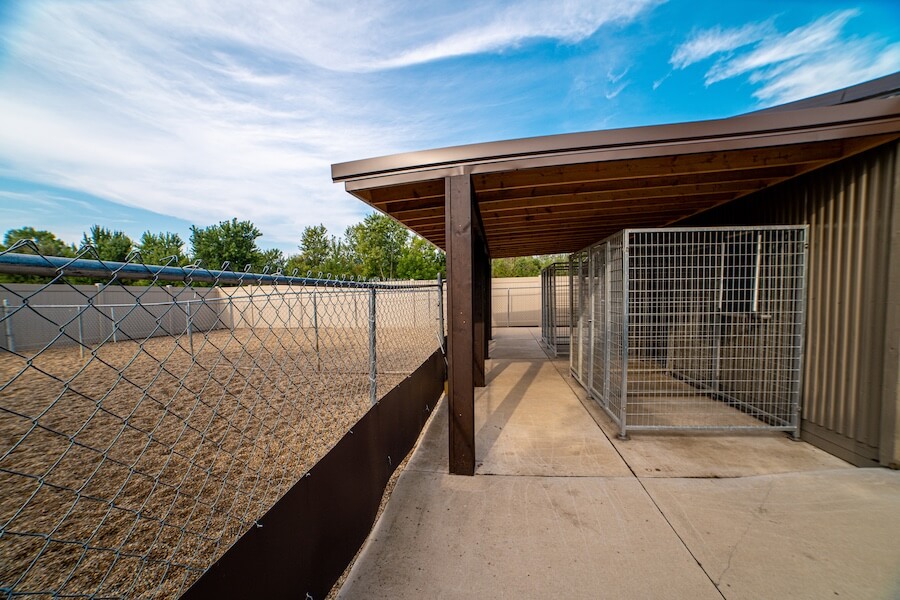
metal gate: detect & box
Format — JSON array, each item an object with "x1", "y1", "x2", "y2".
[
  {"x1": 540, "y1": 262, "x2": 571, "y2": 356},
  {"x1": 571, "y1": 226, "x2": 808, "y2": 438}
]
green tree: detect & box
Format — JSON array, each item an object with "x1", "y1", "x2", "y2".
[
  {"x1": 0, "y1": 227, "x2": 77, "y2": 283},
  {"x1": 137, "y1": 231, "x2": 185, "y2": 266},
  {"x1": 297, "y1": 224, "x2": 330, "y2": 270},
  {"x1": 397, "y1": 236, "x2": 445, "y2": 279},
  {"x1": 189, "y1": 218, "x2": 262, "y2": 271},
  {"x1": 345, "y1": 213, "x2": 409, "y2": 280},
  {"x1": 492, "y1": 254, "x2": 565, "y2": 277},
  {"x1": 258, "y1": 248, "x2": 285, "y2": 272},
  {"x1": 2, "y1": 227, "x2": 75, "y2": 257},
  {"x1": 81, "y1": 225, "x2": 133, "y2": 262}
]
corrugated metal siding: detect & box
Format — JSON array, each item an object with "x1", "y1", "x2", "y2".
[{"x1": 685, "y1": 141, "x2": 899, "y2": 466}]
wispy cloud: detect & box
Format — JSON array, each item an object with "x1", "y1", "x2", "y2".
[
  {"x1": 670, "y1": 21, "x2": 772, "y2": 69},
  {"x1": 0, "y1": 0, "x2": 659, "y2": 249},
  {"x1": 671, "y1": 9, "x2": 900, "y2": 105}
]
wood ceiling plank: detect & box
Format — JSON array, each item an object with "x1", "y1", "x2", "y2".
[
  {"x1": 368, "y1": 179, "x2": 445, "y2": 206},
  {"x1": 475, "y1": 165, "x2": 800, "y2": 203},
  {"x1": 472, "y1": 140, "x2": 853, "y2": 192},
  {"x1": 399, "y1": 191, "x2": 739, "y2": 228}
]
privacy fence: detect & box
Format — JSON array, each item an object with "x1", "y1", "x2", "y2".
[
  {"x1": 570, "y1": 226, "x2": 808, "y2": 438},
  {"x1": 0, "y1": 242, "x2": 444, "y2": 599}
]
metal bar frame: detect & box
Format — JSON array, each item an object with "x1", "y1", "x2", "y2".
[{"x1": 573, "y1": 225, "x2": 808, "y2": 436}]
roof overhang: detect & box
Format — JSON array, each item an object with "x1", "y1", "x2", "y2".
[{"x1": 332, "y1": 84, "x2": 900, "y2": 258}]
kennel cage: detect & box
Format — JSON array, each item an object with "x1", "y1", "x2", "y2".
[
  {"x1": 570, "y1": 226, "x2": 808, "y2": 438},
  {"x1": 540, "y1": 262, "x2": 571, "y2": 356}
]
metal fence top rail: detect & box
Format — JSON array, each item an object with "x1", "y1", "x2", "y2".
[
  {"x1": 574, "y1": 224, "x2": 810, "y2": 254},
  {"x1": 0, "y1": 242, "x2": 439, "y2": 290}
]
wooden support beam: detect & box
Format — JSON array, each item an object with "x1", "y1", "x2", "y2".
[
  {"x1": 445, "y1": 174, "x2": 476, "y2": 476},
  {"x1": 473, "y1": 202, "x2": 489, "y2": 381},
  {"x1": 473, "y1": 241, "x2": 486, "y2": 388},
  {"x1": 485, "y1": 246, "x2": 493, "y2": 344}
]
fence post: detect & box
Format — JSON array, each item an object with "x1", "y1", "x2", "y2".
[
  {"x1": 95, "y1": 283, "x2": 102, "y2": 344},
  {"x1": 313, "y1": 291, "x2": 320, "y2": 372},
  {"x1": 110, "y1": 305, "x2": 118, "y2": 343},
  {"x1": 77, "y1": 308, "x2": 85, "y2": 359},
  {"x1": 2, "y1": 299, "x2": 14, "y2": 352},
  {"x1": 369, "y1": 287, "x2": 377, "y2": 406},
  {"x1": 186, "y1": 299, "x2": 194, "y2": 357},
  {"x1": 437, "y1": 274, "x2": 445, "y2": 351}
]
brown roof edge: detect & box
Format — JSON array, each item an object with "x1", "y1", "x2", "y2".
[
  {"x1": 747, "y1": 72, "x2": 900, "y2": 114},
  {"x1": 332, "y1": 92, "x2": 900, "y2": 186}
]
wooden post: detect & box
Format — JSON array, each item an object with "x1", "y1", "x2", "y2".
[
  {"x1": 445, "y1": 174, "x2": 476, "y2": 476},
  {"x1": 473, "y1": 238, "x2": 486, "y2": 389},
  {"x1": 486, "y1": 249, "x2": 493, "y2": 344}
]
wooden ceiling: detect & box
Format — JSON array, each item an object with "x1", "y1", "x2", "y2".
[{"x1": 333, "y1": 93, "x2": 900, "y2": 258}]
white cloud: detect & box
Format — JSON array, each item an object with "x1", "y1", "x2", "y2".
[
  {"x1": 0, "y1": 0, "x2": 658, "y2": 249},
  {"x1": 670, "y1": 21, "x2": 771, "y2": 69},
  {"x1": 671, "y1": 9, "x2": 900, "y2": 105},
  {"x1": 704, "y1": 10, "x2": 858, "y2": 84}
]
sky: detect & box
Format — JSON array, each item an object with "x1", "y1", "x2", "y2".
[{"x1": 0, "y1": 0, "x2": 898, "y2": 255}]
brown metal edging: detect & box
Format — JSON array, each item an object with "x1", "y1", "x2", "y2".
[{"x1": 181, "y1": 349, "x2": 446, "y2": 600}]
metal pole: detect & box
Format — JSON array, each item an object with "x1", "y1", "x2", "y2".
[
  {"x1": 110, "y1": 305, "x2": 118, "y2": 343},
  {"x1": 186, "y1": 300, "x2": 194, "y2": 357},
  {"x1": 77, "y1": 309, "x2": 85, "y2": 359},
  {"x1": 313, "y1": 291, "x2": 320, "y2": 373},
  {"x1": 369, "y1": 287, "x2": 377, "y2": 406},
  {"x1": 437, "y1": 273, "x2": 445, "y2": 351},
  {"x1": 2, "y1": 299, "x2": 14, "y2": 352},
  {"x1": 507, "y1": 287, "x2": 511, "y2": 327},
  {"x1": 95, "y1": 283, "x2": 102, "y2": 345},
  {"x1": 620, "y1": 235, "x2": 630, "y2": 440}
]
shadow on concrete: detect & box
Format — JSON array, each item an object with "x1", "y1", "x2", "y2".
[{"x1": 476, "y1": 360, "x2": 542, "y2": 460}]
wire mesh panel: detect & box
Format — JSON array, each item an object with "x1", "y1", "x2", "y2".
[
  {"x1": 573, "y1": 226, "x2": 807, "y2": 437},
  {"x1": 0, "y1": 244, "x2": 443, "y2": 599},
  {"x1": 569, "y1": 251, "x2": 589, "y2": 384},
  {"x1": 539, "y1": 262, "x2": 570, "y2": 356}
]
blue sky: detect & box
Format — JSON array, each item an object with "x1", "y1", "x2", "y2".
[{"x1": 1, "y1": 0, "x2": 898, "y2": 255}]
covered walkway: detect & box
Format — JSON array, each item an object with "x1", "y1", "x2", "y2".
[{"x1": 338, "y1": 329, "x2": 900, "y2": 599}]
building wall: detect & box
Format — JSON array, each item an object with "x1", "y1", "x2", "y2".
[{"x1": 685, "y1": 141, "x2": 900, "y2": 467}]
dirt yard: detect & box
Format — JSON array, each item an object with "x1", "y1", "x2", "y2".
[{"x1": 0, "y1": 325, "x2": 437, "y2": 599}]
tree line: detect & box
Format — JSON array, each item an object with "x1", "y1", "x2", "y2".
[
  {"x1": 0, "y1": 214, "x2": 445, "y2": 281},
  {"x1": 1, "y1": 215, "x2": 565, "y2": 282}
]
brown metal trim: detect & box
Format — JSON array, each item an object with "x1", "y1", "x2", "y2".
[
  {"x1": 445, "y1": 174, "x2": 476, "y2": 476},
  {"x1": 181, "y1": 350, "x2": 446, "y2": 600},
  {"x1": 334, "y1": 98, "x2": 899, "y2": 186},
  {"x1": 749, "y1": 72, "x2": 900, "y2": 114}
]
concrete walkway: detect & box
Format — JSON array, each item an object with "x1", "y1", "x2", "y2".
[{"x1": 338, "y1": 328, "x2": 900, "y2": 600}]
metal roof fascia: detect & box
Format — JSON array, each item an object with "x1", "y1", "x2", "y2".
[{"x1": 332, "y1": 98, "x2": 900, "y2": 191}]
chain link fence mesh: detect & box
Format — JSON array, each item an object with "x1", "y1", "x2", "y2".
[{"x1": 0, "y1": 242, "x2": 443, "y2": 599}]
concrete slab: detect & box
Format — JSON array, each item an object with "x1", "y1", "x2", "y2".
[
  {"x1": 343, "y1": 328, "x2": 895, "y2": 600},
  {"x1": 547, "y1": 354, "x2": 852, "y2": 478},
  {"x1": 408, "y1": 332, "x2": 630, "y2": 477},
  {"x1": 488, "y1": 327, "x2": 548, "y2": 360},
  {"x1": 643, "y1": 469, "x2": 900, "y2": 600},
  {"x1": 338, "y1": 471, "x2": 721, "y2": 600}
]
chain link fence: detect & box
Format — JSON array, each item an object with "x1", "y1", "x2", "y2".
[{"x1": 0, "y1": 242, "x2": 444, "y2": 599}]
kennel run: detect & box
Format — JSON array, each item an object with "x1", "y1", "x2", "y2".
[
  {"x1": 567, "y1": 226, "x2": 808, "y2": 438},
  {"x1": 540, "y1": 262, "x2": 570, "y2": 357}
]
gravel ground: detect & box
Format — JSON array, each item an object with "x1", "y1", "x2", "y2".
[{"x1": 0, "y1": 326, "x2": 436, "y2": 599}]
